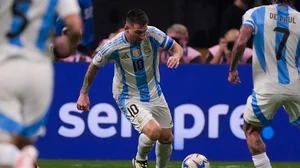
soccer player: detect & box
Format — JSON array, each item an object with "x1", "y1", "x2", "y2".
[
  {"x1": 0, "y1": 0, "x2": 82, "y2": 168},
  {"x1": 228, "y1": 0, "x2": 300, "y2": 168},
  {"x1": 77, "y1": 9, "x2": 183, "y2": 168},
  {"x1": 55, "y1": 0, "x2": 94, "y2": 56}
]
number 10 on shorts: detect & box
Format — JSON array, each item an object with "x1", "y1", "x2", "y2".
[{"x1": 127, "y1": 104, "x2": 139, "y2": 117}]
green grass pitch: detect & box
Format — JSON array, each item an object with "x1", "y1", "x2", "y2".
[{"x1": 37, "y1": 160, "x2": 300, "y2": 168}]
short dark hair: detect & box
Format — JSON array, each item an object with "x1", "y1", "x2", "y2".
[{"x1": 126, "y1": 9, "x2": 149, "y2": 26}]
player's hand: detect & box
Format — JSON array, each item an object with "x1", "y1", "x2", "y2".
[
  {"x1": 228, "y1": 70, "x2": 241, "y2": 84},
  {"x1": 167, "y1": 56, "x2": 180, "y2": 68},
  {"x1": 219, "y1": 38, "x2": 227, "y2": 53},
  {"x1": 77, "y1": 93, "x2": 90, "y2": 111}
]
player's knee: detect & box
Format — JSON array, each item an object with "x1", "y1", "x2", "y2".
[
  {"x1": 159, "y1": 133, "x2": 174, "y2": 144},
  {"x1": 148, "y1": 126, "x2": 162, "y2": 141},
  {"x1": 243, "y1": 120, "x2": 261, "y2": 136},
  {"x1": 142, "y1": 120, "x2": 162, "y2": 141}
]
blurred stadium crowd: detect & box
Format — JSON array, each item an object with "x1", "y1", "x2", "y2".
[{"x1": 54, "y1": 0, "x2": 298, "y2": 65}]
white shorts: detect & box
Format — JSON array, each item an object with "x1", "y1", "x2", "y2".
[
  {"x1": 0, "y1": 58, "x2": 53, "y2": 140},
  {"x1": 116, "y1": 94, "x2": 173, "y2": 133},
  {"x1": 244, "y1": 91, "x2": 300, "y2": 127}
]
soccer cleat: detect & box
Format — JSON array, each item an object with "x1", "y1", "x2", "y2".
[{"x1": 132, "y1": 157, "x2": 149, "y2": 168}]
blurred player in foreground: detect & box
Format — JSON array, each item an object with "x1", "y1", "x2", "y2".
[
  {"x1": 77, "y1": 9, "x2": 183, "y2": 168},
  {"x1": 0, "y1": 0, "x2": 82, "y2": 168},
  {"x1": 228, "y1": 0, "x2": 300, "y2": 167}
]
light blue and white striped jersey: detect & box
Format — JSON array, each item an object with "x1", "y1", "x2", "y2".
[
  {"x1": 93, "y1": 26, "x2": 174, "y2": 102},
  {"x1": 243, "y1": 4, "x2": 300, "y2": 94},
  {"x1": 0, "y1": 0, "x2": 80, "y2": 61}
]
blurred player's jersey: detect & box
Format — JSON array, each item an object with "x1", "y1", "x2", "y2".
[
  {"x1": 0, "y1": 0, "x2": 80, "y2": 61},
  {"x1": 93, "y1": 26, "x2": 174, "y2": 102},
  {"x1": 243, "y1": 4, "x2": 300, "y2": 95},
  {"x1": 55, "y1": 0, "x2": 93, "y2": 46}
]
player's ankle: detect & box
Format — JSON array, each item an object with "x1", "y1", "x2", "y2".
[{"x1": 252, "y1": 152, "x2": 272, "y2": 168}]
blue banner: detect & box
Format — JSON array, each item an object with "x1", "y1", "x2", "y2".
[{"x1": 36, "y1": 63, "x2": 300, "y2": 161}]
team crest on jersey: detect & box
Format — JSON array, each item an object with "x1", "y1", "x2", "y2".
[
  {"x1": 143, "y1": 47, "x2": 151, "y2": 57},
  {"x1": 95, "y1": 53, "x2": 102, "y2": 62},
  {"x1": 133, "y1": 49, "x2": 140, "y2": 57},
  {"x1": 142, "y1": 40, "x2": 152, "y2": 57}
]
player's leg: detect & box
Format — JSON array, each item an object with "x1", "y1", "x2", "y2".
[
  {"x1": 282, "y1": 95, "x2": 300, "y2": 128},
  {"x1": 117, "y1": 100, "x2": 161, "y2": 168},
  {"x1": 155, "y1": 128, "x2": 173, "y2": 168},
  {"x1": 21, "y1": 61, "x2": 53, "y2": 168},
  {"x1": 243, "y1": 92, "x2": 280, "y2": 168},
  {"x1": 151, "y1": 95, "x2": 174, "y2": 168},
  {"x1": 0, "y1": 104, "x2": 39, "y2": 168},
  {"x1": 243, "y1": 121, "x2": 270, "y2": 168},
  {"x1": 0, "y1": 60, "x2": 40, "y2": 168}
]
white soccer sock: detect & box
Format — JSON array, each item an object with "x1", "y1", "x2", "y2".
[
  {"x1": 155, "y1": 141, "x2": 172, "y2": 168},
  {"x1": 0, "y1": 143, "x2": 20, "y2": 168},
  {"x1": 135, "y1": 133, "x2": 155, "y2": 161},
  {"x1": 252, "y1": 152, "x2": 272, "y2": 168}
]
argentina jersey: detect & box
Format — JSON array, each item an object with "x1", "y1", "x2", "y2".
[
  {"x1": 242, "y1": 4, "x2": 300, "y2": 94},
  {"x1": 0, "y1": 0, "x2": 80, "y2": 60},
  {"x1": 93, "y1": 26, "x2": 174, "y2": 102}
]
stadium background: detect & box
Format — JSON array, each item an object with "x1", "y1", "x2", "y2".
[{"x1": 37, "y1": 0, "x2": 300, "y2": 166}]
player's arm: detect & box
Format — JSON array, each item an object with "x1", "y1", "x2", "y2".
[
  {"x1": 169, "y1": 40, "x2": 183, "y2": 61},
  {"x1": 77, "y1": 46, "x2": 112, "y2": 111},
  {"x1": 79, "y1": 46, "x2": 109, "y2": 94},
  {"x1": 229, "y1": 8, "x2": 256, "y2": 72},
  {"x1": 80, "y1": 63, "x2": 99, "y2": 95},
  {"x1": 229, "y1": 25, "x2": 253, "y2": 71},
  {"x1": 61, "y1": 13, "x2": 82, "y2": 52},
  {"x1": 148, "y1": 26, "x2": 183, "y2": 68},
  {"x1": 52, "y1": 0, "x2": 82, "y2": 59}
]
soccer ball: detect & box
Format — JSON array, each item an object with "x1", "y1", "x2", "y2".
[{"x1": 182, "y1": 153, "x2": 210, "y2": 168}]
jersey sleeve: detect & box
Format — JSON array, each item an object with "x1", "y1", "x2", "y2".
[
  {"x1": 242, "y1": 8, "x2": 257, "y2": 32},
  {"x1": 147, "y1": 26, "x2": 174, "y2": 50},
  {"x1": 56, "y1": 0, "x2": 81, "y2": 18},
  {"x1": 92, "y1": 43, "x2": 115, "y2": 67}
]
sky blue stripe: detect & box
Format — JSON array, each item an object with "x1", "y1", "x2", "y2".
[
  {"x1": 150, "y1": 37, "x2": 161, "y2": 96},
  {"x1": 101, "y1": 37, "x2": 122, "y2": 52},
  {"x1": 251, "y1": 91, "x2": 271, "y2": 126},
  {"x1": 22, "y1": 114, "x2": 48, "y2": 137},
  {"x1": 116, "y1": 51, "x2": 130, "y2": 120},
  {"x1": 161, "y1": 36, "x2": 167, "y2": 48},
  {"x1": 101, "y1": 39, "x2": 123, "y2": 55},
  {"x1": 165, "y1": 38, "x2": 174, "y2": 50},
  {"x1": 292, "y1": 116, "x2": 300, "y2": 125},
  {"x1": 242, "y1": 23, "x2": 255, "y2": 29},
  {"x1": 295, "y1": 39, "x2": 300, "y2": 74},
  {"x1": 0, "y1": 113, "x2": 23, "y2": 134},
  {"x1": 8, "y1": 2, "x2": 31, "y2": 47},
  {"x1": 122, "y1": 32, "x2": 127, "y2": 43},
  {"x1": 36, "y1": 0, "x2": 58, "y2": 51},
  {"x1": 130, "y1": 45, "x2": 150, "y2": 102},
  {"x1": 252, "y1": 7, "x2": 266, "y2": 72},
  {"x1": 246, "y1": 19, "x2": 255, "y2": 26},
  {"x1": 0, "y1": 110, "x2": 49, "y2": 137},
  {"x1": 276, "y1": 4, "x2": 290, "y2": 84}
]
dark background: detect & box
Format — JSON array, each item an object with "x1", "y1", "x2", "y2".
[{"x1": 92, "y1": 0, "x2": 300, "y2": 48}]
